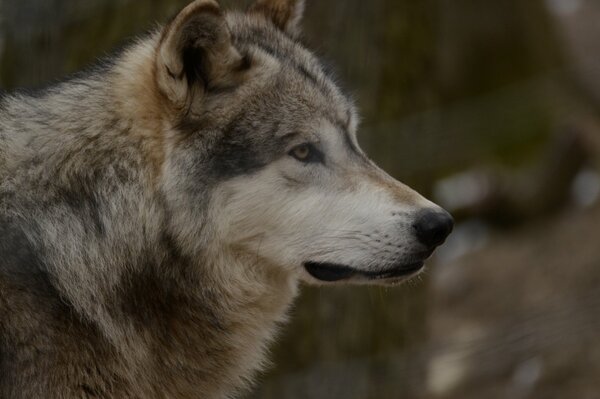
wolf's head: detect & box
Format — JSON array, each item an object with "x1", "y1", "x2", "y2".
[{"x1": 154, "y1": 0, "x2": 453, "y2": 285}]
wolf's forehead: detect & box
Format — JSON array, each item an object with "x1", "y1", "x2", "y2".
[{"x1": 227, "y1": 12, "x2": 356, "y2": 128}]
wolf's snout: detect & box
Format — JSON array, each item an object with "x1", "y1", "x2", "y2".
[{"x1": 412, "y1": 209, "x2": 454, "y2": 248}]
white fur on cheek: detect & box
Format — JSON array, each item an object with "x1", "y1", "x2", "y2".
[{"x1": 210, "y1": 166, "x2": 431, "y2": 277}]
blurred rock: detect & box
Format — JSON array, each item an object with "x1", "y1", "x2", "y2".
[{"x1": 427, "y1": 202, "x2": 600, "y2": 399}]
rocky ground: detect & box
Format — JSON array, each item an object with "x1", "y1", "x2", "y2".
[{"x1": 426, "y1": 197, "x2": 600, "y2": 399}]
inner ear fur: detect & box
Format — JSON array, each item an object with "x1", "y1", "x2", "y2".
[
  {"x1": 156, "y1": 0, "x2": 244, "y2": 110},
  {"x1": 248, "y1": 0, "x2": 305, "y2": 36}
]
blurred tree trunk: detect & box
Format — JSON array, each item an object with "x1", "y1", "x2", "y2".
[
  {"x1": 0, "y1": 0, "x2": 190, "y2": 88},
  {"x1": 359, "y1": 0, "x2": 563, "y2": 194}
]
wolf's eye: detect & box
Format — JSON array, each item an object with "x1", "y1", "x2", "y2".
[{"x1": 289, "y1": 143, "x2": 322, "y2": 163}]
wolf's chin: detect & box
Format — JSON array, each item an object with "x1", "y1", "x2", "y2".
[{"x1": 303, "y1": 261, "x2": 425, "y2": 283}]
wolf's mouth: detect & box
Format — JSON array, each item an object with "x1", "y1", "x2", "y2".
[{"x1": 303, "y1": 261, "x2": 425, "y2": 283}]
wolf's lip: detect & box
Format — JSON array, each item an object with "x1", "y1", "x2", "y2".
[
  {"x1": 303, "y1": 262, "x2": 355, "y2": 282},
  {"x1": 304, "y1": 261, "x2": 424, "y2": 283}
]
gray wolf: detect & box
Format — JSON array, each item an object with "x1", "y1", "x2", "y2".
[{"x1": 0, "y1": 0, "x2": 453, "y2": 397}]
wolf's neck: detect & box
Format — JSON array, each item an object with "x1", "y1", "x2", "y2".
[{"x1": 106, "y1": 245, "x2": 300, "y2": 398}]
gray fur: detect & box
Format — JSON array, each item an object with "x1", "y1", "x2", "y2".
[{"x1": 0, "y1": 1, "x2": 450, "y2": 398}]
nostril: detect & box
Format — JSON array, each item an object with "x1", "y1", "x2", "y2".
[{"x1": 412, "y1": 209, "x2": 454, "y2": 248}]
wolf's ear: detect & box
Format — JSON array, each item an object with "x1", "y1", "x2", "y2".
[
  {"x1": 248, "y1": 0, "x2": 305, "y2": 36},
  {"x1": 156, "y1": 0, "x2": 244, "y2": 109}
]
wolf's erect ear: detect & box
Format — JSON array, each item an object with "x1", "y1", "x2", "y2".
[
  {"x1": 248, "y1": 0, "x2": 305, "y2": 36},
  {"x1": 156, "y1": 0, "x2": 244, "y2": 109}
]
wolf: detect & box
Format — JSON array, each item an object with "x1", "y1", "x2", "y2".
[{"x1": 0, "y1": 0, "x2": 453, "y2": 397}]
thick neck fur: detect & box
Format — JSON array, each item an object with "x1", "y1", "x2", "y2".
[{"x1": 0, "y1": 34, "x2": 298, "y2": 398}]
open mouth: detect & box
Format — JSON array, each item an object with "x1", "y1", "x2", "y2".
[{"x1": 304, "y1": 261, "x2": 425, "y2": 283}]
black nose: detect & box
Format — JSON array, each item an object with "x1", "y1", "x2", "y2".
[{"x1": 413, "y1": 209, "x2": 454, "y2": 248}]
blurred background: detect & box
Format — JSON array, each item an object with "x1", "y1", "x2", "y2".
[{"x1": 2, "y1": 0, "x2": 600, "y2": 398}]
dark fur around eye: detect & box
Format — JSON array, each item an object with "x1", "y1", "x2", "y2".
[{"x1": 289, "y1": 143, "x2": 324, "y2": 164}]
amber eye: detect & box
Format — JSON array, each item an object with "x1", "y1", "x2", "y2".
[
  {"x1": 289, "y1": 143, "x2": 324, "y2": 164},
  {"x1": 290, "y1": 144, "x2": 311, "y2": 161}
]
